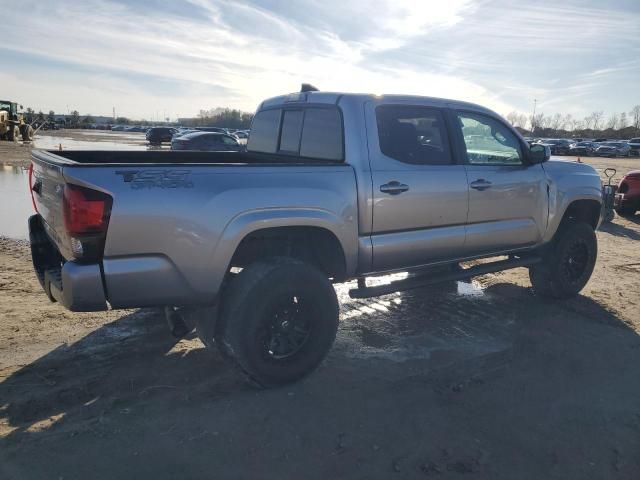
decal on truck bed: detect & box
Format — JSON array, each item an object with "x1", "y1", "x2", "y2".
[{"x1": 115, "y1": 170, "x2": 194, "y2": 189}]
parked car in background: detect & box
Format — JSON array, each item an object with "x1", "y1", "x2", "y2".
[
  {"x1": 196, "y1": 127, "x2": 227, "y2": 133},
  {"x1": 124, "y1": 125, "x2": 148, "y2": 133},
  {"x1": 172, "y1": 128, "x2": 198, "y2": 138},
  {"x1": 234, "y1": 130, "x2": 249, "y2": 140},
  {"x1": 171, "y1": 131, "x2": 243, "y2": 151},
  {"x1": 628, "y1": 138, "x2": 640, "y2": 156},
  {"x1": 146, "y1": 127, "x2": 177, "y2": 145},
  {"x1": 569, "y1": 141, "x2": 596, "y2": 156},
  {"x1": 539, "y1": 138, "x2": 574, "y2": 155},
  {"x1": 615, "y1": 170, "x2": 640, "y2": 216},
  {"x1": 594, "y1": 141, "x2": 631, "y2": 157}
]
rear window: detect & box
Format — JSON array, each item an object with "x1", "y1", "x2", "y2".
[
  {"x1": 248, "y1": 107, "x2": 344, "y2": 161},
  {"x1": 247, "y1": 109, "x2": 281, "y2": 153},
  {"x1": 279, "y1": 110, "x2": 304, "y2": 152},
  {"x1": 630, "y1": 138, "x2": 640, "y2": 143}
]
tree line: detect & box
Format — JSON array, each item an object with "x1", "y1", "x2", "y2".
[
  {"x1": 183, "y1": 108, "x2": 254, "y2": 129},
  {"x1": 506, "y1": 105, "x2": 640, "y2": 138},
  {"x1": 21, "y1": 107, "x2": 254, "y2": 129},
  {"x1": 22, "y1": 108, "x2": 94, "y2": 127}
]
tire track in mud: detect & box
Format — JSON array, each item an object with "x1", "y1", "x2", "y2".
[{"x1": 333, "y1": 279, "x2": 522, "y2": 363}]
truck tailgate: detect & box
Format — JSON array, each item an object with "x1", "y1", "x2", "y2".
[{"x1": 30, "y1": 155, "x2": 73, "y2": 259}]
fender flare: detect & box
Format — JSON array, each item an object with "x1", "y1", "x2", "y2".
[{"x1": 206, "y1": 207, "x2": 358, "y2": 295}]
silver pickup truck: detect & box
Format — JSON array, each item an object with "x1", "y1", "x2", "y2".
[{"x1": 28, "y1": 88, "x2": 602, "y2": 386}]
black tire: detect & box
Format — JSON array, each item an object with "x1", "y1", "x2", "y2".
[
  {"x1": 615, "y1": 206, "x2": 636, "y2": 217},
  {"x1": 21, "y1": 125, "x2": 34, "y2": 141},
  {"x1": 529, "y1": 221, "x2": 597, "y2": 299},
  {"x1": 7, "y1": 125, "x2": 19, "y2": 141},
  {"x1": 215, "y1": 257, "x2": 339, "y2": 387}
]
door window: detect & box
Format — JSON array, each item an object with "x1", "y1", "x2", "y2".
[
  {"x1": 376, "y1": 106, "x2": 452, "y2": 165},
  {"x1": 456, "y1": 112, "x2": 523, "y2": 165}
]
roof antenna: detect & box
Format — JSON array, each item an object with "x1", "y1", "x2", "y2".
[{"x1": 300, "y1": 83, "x2": 319, "y2": 92}]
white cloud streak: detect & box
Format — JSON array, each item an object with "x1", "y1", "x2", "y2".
[{"x1": 1, "y1": 0, "x2": 638, "y2": 119}]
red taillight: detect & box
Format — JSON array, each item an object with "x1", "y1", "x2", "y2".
[{"x1": 63, "y1": 184, "x2": 112, "y2": 235}]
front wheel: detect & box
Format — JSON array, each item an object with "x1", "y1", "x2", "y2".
[
  {"x1": 529, "y1": 221, "x2": 597, "y2": 299},
  {"x1": 215, "y1": 257, "x2": 339, "y2": 387},
  {"x1": 7, "y1": 125, "x2": 20, "y2": 141}
]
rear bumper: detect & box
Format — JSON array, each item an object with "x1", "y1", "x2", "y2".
[
  {"x1": 29, "y1": 215, "x2": 108, "y2": 311},
  {"x1": 29, "y1": 214, "x2": 200, "y2": 312}
]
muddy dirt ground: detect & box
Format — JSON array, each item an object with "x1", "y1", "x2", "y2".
[{"x1": 1, "y1": 132, "x2": 640, "y2": 479}]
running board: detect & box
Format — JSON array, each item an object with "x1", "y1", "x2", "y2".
[{"x1": 348, "y1": 256, "x2": 541, "y2": 299}]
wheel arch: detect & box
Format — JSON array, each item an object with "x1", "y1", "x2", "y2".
[
  {"x1": 208, "y1": 208, "x2": 357, "y2": 296},
  {"x1": 560, "y1": 199, "x2": 601, "y2": 230}
]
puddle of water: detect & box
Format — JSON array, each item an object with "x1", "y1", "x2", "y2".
[
  {"x1": 0, "y1": 164, "x2": 33, "y2": 239},
  {"x1": 456, "y1": 280, "x2": 486, "y2": 297},
  {"x1": 33, "y1": 133, "x2": 148, "y2": 151}
]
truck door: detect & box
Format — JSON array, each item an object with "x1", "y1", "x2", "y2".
[
  {"x1": 452, "y1": 110, "x2": 548, "y2": 256},
  {"x1": 366, "y1": 103, "x2": 469, "y2": 271}
]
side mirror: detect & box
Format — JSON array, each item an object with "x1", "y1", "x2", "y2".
[{"x1": 528, "y1": 143, "x2": 550, "y2": 164}]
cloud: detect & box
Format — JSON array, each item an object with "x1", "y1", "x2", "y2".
[{"x1": 1, "y1": 0, "x2": 638, "y2": 119}]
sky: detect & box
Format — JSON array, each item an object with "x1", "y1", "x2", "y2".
[{"x1": 1, "y1": 0, "x2": 639, "y2": 121}]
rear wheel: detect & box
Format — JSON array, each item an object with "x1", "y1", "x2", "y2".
[
  {"x1": 214, "y1": 257, "x2": 339, "y2": 387},
  {"x1": 529, "y1": 221, "x2": 597, "y2": 299}
]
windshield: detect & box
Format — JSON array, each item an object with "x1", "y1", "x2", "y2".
[
  {"x1": 602, "y1": 142, "x2": 621, "y2": 147},
  {"x1": 0, "y1": 101, "x2": 12, "y2": 111}
]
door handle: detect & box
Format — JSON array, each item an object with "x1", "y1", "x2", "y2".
[
  {"x1": 470, "y1": 179, "x2": 492, "y2": 191},
  {"x1": 380, "y1": 181, "x2": 409, "y2": 195}
]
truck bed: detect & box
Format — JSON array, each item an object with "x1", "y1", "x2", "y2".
[{"x1": 29, "y1": 148, "x2": 358, "y2": 311}]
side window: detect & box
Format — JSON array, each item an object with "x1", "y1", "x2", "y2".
[
  {"x1": 376, "y1": 106, "x2": 452, "y2": 165},
  {"x1": 200, "y1": 136, "x2": 219, "y2": 148},
  {"x1": 299, "y1": 108, "x2": 343, "y2": 161},
  {"x1": 247, "y1": 109, "x2": 281, "y2": 153},
  {"x1": 221, "y1": 136, "x2": 237, "y2": 145},
  {"x1": 456, "y1": 113, "x2": 522, "y2": 165},
  {"x1": 279, "y1": 110, "x2": 303, "y2": 153}
]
